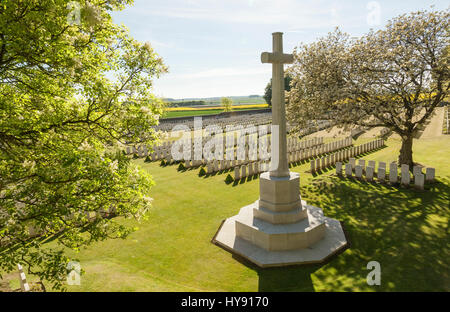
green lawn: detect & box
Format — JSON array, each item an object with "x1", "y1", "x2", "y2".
[
  {"x1": 9, "y1": 135, "x2": 449, "y2": 292},
  {"x1": 163, "y1": 107, "x2": 268, "y2": 118}
]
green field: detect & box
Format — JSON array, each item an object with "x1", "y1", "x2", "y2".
[
  {"x1": 163, "y1": 107, "x2": 268, "y2": 119},
  {"x1": 166, "y1": 95, "x2": 266, "y2": 106},
  {"x1": 4, "y1": 135, "x2": 449, "y2": 291}
]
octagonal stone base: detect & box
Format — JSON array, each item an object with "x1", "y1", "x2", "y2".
[
  {"x1": 259, "y1": 172, "x2": 303, "y2": 212},
  {"x1": 213, "y1": 201, "x2": 348, "y2": 267}
]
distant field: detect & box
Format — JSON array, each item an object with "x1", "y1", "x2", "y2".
[
  {"x1": 163, "y1": 109, "x2": 224, "y2": 118},
  {"x1": 166, "y1": 96, "x2": 266, "y2": 106},
  {"x1": 163, "y1": 105, "x2": 269, "y2": 118}
]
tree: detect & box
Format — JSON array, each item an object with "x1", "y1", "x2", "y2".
[
  {"x1": 264, "y1": 75, "x2": 292, "y2": 106},
  {"x1": 221, "y1": 97, "x2": 233, "y2": 112},
  {"x1": 287, "y1": 9, "x2": 449, "y2": 168},
  {"x1": 0, "y1": 0, "x2": 167, "y2": 289}
]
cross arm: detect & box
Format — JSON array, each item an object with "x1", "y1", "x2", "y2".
[{"x1": 261, "y1": 52, "x2": 294, "y2": 64}]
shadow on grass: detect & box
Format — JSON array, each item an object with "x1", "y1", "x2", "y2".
[
  {"x1": 226, "y1": 175, "x2": 449, "y2": 291},
  {"x1": 231, "y1": 253, "x2": 319, "y2": 291},
  {"x1": 299, "y1": 175, "x2": 449, "y2": 291}
]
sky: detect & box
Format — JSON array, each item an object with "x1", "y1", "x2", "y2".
[{"x1": 111, "y1": 0, "x2": 449, "y2": 99}]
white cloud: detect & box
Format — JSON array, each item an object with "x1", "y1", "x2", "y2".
[
  {"x1": 128, "y1": 0, "x2": 361, "y2": 29},
  {"x1": 170, "y1": 66, "x2": 270, "y2": 79}
]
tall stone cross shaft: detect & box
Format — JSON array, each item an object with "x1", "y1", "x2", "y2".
[{"x1": 261, "y1": 32, "x2": 293, "y2": 178}]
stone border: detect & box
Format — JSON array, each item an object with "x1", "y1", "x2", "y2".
[{"x1": 211, "y1": 219, "x2": 351, "y2": 269}]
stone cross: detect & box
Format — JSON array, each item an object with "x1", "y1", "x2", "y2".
[{"x1": 261, "y1": 32, "x2": 293, "y2": 177}]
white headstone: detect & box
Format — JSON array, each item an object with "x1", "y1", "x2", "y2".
[
  {"x1": 425, "y1": 168, "x2": 435, "y2": 182},
  {"x1": 414, "y1": 172, "x2": 425, "y2": 190},
  {"x1": 355, "y1": 165, "x2": 363, "y2": 179},
  {"x1": 377, "y1": 167, "x2": 386, "y2": 181},
  {"x1": 336, "y1": 162, "x2": 342, "y2": 175},
  {"x1": 401, "y1": 164, "x2": 410, "y2": 185},
  {"x1": 366, "y1": 166, "x2": 374, "y2": 181},
  {"x1": 345, "y1": 163, "x2": 352, "y2": 177},
  {"x1": 389, "y1": 163, "x2": 398, "y2": 183}
]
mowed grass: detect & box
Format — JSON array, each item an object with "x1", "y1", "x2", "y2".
[
  {"x1": 163, "y1": 109, "x2": 224, "y2": 118},
  {"x1": 24, "y1": 135, "x2": 450, "y2": 291},
  {"x1": 163, "y1": 107, "x2": 269, "y2": 118}
]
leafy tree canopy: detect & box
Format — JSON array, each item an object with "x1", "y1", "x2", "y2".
[
  {"x1": 287, "y1": 9, "x2": 449, "y2": 166},
  {"x1": 221, "y1": 97, "x2": 233, "y2": 112},
  {"x1": 0, "y1": 0, "x2": 167, "y2": 289},
  {"x1": 264, "y1": 75, "x2": 292, "y2": 106}
]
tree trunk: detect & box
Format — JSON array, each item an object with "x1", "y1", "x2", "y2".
[{"x1": 398, "y1": 135, "x2": 414, "y2": 168}]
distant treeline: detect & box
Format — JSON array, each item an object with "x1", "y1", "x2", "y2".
[{"x1": 169, "y1": 100, "x2": 206, "y2": 107}]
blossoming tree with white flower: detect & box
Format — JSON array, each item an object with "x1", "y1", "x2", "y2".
[
  {"x1": 287, "y1": 9, "x2": 449, "y2": 168},
  {"x1": 0, "y1": 0, "x2": 167, "y2": 289}
]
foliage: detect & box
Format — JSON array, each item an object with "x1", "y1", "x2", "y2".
[
  {"x1": 264, "y1": 75, "x2": 292, "y2": 106},
  {"x1": 169, "y1": 100, "x2": 206, "y2": 107},
  {"x1": 198, "y1": 167, "x2": 206, "y2": 176},
  {"x1": 0, "y1": 0, "x2": 166, "y2": 289},
  {"x1": 287, "y1": 9, "x2": 449, "y2": 167},
  {"x1": 221, "y1": 97, "x2": 233, "y2": 112}
]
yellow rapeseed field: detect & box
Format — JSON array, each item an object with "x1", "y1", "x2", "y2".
[{"x1": 166, "y1": 104, "x2": 269, "y2": 111}]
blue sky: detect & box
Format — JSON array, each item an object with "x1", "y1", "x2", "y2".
[{"x1": 111, "y1": 0, "x2": 449, "y2": 99}]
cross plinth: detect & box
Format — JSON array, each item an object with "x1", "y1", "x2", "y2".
[
  {"x1": 213, "y1": 32, "x2": 348, "y2": 268},
  {"x1": 261, "y1": 32, "x2": 293, "y2": 178}
]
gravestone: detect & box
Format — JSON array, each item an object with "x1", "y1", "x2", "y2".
[
  {"x1": 401, "y1": 164, "x2": 410, "y2": 186},
  {"x1": 207, "y1": 162, "x2": 213, "y2": 174},
  {"x1": 358, "y1": 159, "x2": 365, "y2": 170},
  {"x1": 366, "y1": 166, "x2": 374, "y2": 181},
  {"x1": 248, "y1": 163, "x2": 253, "y2": 176},
  {"x1": 214, "y1": 32, "x2": 347, "y2": 267},
  {"x1": 234, "y1": 166, "x2": 240, "y2": 181},
  {"x1": 413, "y1": 166, "x2": 422, "y2": 179},
  {"x1": 336, "y1": 162, "x2": 342, "y2": 175},
  {"x1": 389, "y1": 163, "x2": 398, "y2": 183},
  {"x1": 241, "y1": 165, "x2": 246, "y2": 178},
  {"x1": 425, "y1": 168, "x2": 435, "y2": 182},
  {"x1": 355, "y1": 165, "x2": 363, "y2": 179},
  {"x1": 377, "y1": 167, "x2": 386, "y2": 182},
  {"x1": 345, "y1": 163, "x2": 352, "y2": 177},
  {"x1": 349, "y1": 158, "x2": 356, "y2": 169},
  {"x1": 414, "y1": 172, "x2": 425, "y2": 190}
]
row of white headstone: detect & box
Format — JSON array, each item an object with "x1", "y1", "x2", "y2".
[
  {"x1": 126, "y1": 131, "x2": 324, "y2": 162},
  {"x1": 155, "y1": 112, "x2": 273, "y2": 132},
  {"x1": 185, "y1": 136, "x2": 351, "y2": 175},
  {"x1": 233, "y1": 161, "x2": 270, "y2": 180},
  {"x1": 336, "y1": 159, "x2": 435, "y2": 189},
  {"x1": 289, "y1": 136, "x2": 353, "y2": 166},
  {"x1": 310, "y1": 139, "x2": 384, "y2": 173}
]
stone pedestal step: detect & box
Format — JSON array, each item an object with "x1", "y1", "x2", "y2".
[
  {"x1": 214, "y1": 204, "x2": 348, "y2": 267},
  {"x1": 234, "y1": 203, "x2": 326, "y2": 251}
]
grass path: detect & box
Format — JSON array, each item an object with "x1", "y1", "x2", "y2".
[{"x1": 420, "y1": 107, "x2": 445, "y2": 138}]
